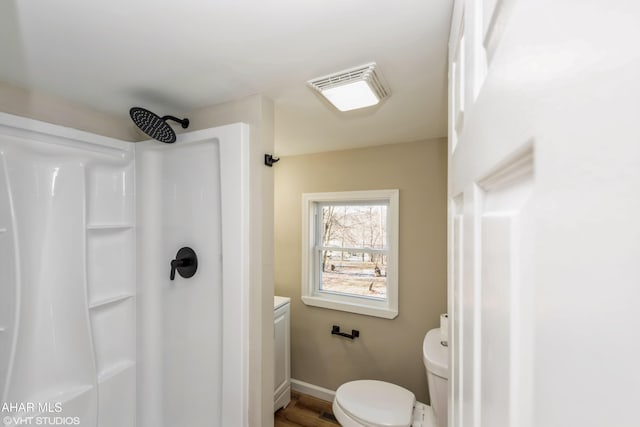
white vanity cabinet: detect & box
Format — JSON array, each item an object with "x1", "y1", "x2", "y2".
[{"x1": 274, "y1": 296, "x2": 291, "y2": 411}]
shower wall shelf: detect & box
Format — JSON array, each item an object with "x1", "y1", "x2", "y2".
[
  {"x1": 90, "y1": 297, "x2": 135, "y2": 379},
  {"x1": 21, "y1": 385, "x2": 100, "y2": 426},
  {"x1": 48, "y1": 384, "x2": 95, "y2": 403},
  {"x1": 89, "y1": 294, "x2": 135, "y2": 310},
  {"x1": 98, "y1": 360, "x2": 135, "y2": 383},
  {"x1": 26, "y1": 384, "x2": 95, "y2": 414},
  {"x1": 86, "y1": 224, "x2": 135, "y2": 230},
  {"x1": 86, "y1": 225, "x2": 135, "y2": 307}
]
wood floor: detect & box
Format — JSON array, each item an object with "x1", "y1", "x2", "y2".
[{"x1": 275, "y1": 391, "x2": 340, "y2": 427}]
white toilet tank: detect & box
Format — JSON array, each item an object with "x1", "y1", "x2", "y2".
[{"x1": 423, "y1": 328, "x2": 448, "y2": 427}]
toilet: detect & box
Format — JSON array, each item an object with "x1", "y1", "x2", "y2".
[{"x1": 332, "y1": 328, "x2": 448, "y2": 427}]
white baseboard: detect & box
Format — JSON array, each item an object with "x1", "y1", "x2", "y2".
[{"x1": 291, "y1": 379, "x2": 336, "y2": 402}]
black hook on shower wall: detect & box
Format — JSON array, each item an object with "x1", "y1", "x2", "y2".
[
  {"x1": 332, "y1": 325, "x2": 360, "y2": 340},
  {"x1": 264, "y1": 154, "x2": 280, "y2": 167}
]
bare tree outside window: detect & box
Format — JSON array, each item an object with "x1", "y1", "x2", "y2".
[{"x1": 317, "y1": 203, "x2": 388, "y2": 299}]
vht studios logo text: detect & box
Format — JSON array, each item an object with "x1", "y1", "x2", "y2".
[{"x1": 2, "y1": 416, "x2": 80, "y2": 426}]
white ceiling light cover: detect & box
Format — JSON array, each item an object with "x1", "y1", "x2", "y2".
[{"x1": 307, "y1": 63, "x2": 390, "y2": 112}]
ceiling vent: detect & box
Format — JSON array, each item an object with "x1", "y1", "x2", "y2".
[{"x1": 307, "y1": 62, "x2": 390, "y2": 112}]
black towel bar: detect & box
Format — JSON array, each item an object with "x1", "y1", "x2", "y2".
[{"x1": 331, "y1": 325, "x2": 360, "y2": 340}]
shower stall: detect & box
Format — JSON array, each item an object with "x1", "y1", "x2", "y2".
[{"x1": 0, "y1": 113, "x2": 250, "y2": 427}]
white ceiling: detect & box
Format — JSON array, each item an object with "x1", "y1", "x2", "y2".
[{"x1": 0, "y1": 0, "x2": 452, "y2": 155}]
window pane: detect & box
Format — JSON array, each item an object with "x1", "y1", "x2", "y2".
[
  {"x1": 320, "y1": 250, "x2": 387, "y2": 300},
  {"x1": 320, "y1": 204, "x2": 387, "y2": 250},
  {"x1": 303, "y1": 190, "x2": 398, "y2": 318}
]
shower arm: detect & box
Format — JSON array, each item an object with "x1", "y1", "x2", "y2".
[{"x1": 161, "y1": 115, "x2": 190, "y2": 129}]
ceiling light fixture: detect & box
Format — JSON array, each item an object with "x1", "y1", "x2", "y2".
[{"x1": 307, "y1": 62, "x2": 390, "y2": 112}]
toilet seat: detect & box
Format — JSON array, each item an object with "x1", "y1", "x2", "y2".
[{"x1": 334, "y1": 380, "x2": 416, "y2": 427}]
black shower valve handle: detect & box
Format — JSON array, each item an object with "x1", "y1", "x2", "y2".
[
  {"x1": 170, "y1": 258, "x2": 185, "y2": 280},
  {"x1": 169, "y1": 247, "x2": 198, "y2": 281}
]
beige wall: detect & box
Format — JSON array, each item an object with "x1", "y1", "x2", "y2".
[
  {"x1": 274, "y1": 139, "x2": 447, "y2": 403},
  {"x1": 0, "y1": 81, "x2": 137, "y2": 141}
]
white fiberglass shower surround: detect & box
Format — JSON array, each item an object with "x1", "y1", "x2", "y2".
[{"x1": 0, "y1": 112, "x2": 250, "y2": 427}]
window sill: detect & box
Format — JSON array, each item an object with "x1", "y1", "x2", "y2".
[{"x1": 301, "y1": 296, "x2": 398, "y2": 319}]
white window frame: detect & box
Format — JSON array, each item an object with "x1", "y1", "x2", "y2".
[{"x1": 301, "y1": 189, "x2": 399, "y2": 319}]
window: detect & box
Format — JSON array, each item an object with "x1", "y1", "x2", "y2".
[{"x1": 301, "y1": 190, "x2": 399, "y2": 319}]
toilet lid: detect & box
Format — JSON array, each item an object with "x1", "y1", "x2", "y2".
[{"x1": 335, "y1": 380, "x2": 416, "y2": 427}]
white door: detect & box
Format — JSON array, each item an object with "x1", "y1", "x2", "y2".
[{"x1": 448, "y1": 1, "x2": 640, "y2": 427}]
